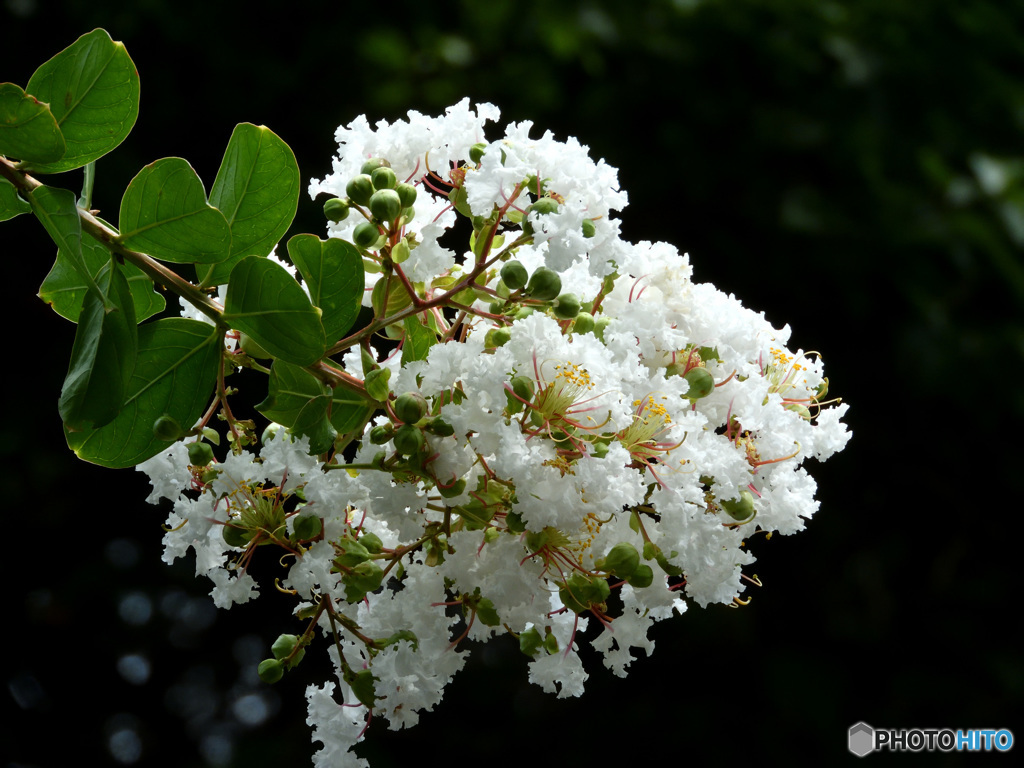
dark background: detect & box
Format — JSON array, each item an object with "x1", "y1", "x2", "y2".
[{"x1": 3, "y1": 1, "x2": 1022, "y2": 766}]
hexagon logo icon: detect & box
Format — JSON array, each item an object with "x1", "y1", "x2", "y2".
[{"x1": 849, "y1": 722, "x2": 875, "y2": 757}]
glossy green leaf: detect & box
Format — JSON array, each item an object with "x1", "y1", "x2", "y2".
[
  {"x1": 26, "y1": 184, "x2": 109, "y2": 308},
  {"x1": 223, "y1": 255, "x2": 325, "y2": 366},
  {"x1": 118, "y1": 157, "x2": 231, "y2": 263},
  {"x1": 292, "y1": 394, "x2": 337, "y2": 455},
  {"x1": 257, "y1": 359, "x2": 326, "y2": 427},
  {"x1": 0, "y1": 177, "x2": 31, "y2": 221},
  {"x1": 39, "y1": 222, "x2": 164, "y2": 322},
  {"x1": 257, "y1": 359, "x2": 372, "y2": 434},
  {"x1": 402, "y1": 315, "x2": 437, "y2": 365},
  {"x1": 66, "y1": 318, "x2": 221, "y2": 468},
  {"x1": 198, "y1": 123, "x2": 301, "y2": 287},
  {"x1": 0, "y1": 82, "x2": 65, "y2": 164},
  {"x1": 287, "y1": 234, "x2": 365, "y2": 343},
  {"x1": 22, "y1": 29, "x2": 139, "y2": 174},
  {"x1": 59, "y1": 260, "x2": 138, "y2": 431}
]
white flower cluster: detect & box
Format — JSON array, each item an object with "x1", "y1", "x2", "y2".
[{"x1": 139, "y1": 100, "x2": 850, "y2": 768}]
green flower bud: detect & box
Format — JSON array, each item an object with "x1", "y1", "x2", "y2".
[
  {"x1": 369, "y1": 424, "x2": 394, "y2": 445},
  {"x1": 391, "y1": 239, "x2": 411, "y2": 264},
  {"x1": 257, "y1": 658, "x2": 284, "y2": 684},
  {"x1": 521, "y1": 197, "x2": 560, "y2": 236},
  {"x1": 343, "y1": 560, "x2": 384, "y2": 603},
  {"x1": 394, "y1": 392, "x2": 428, "y2": 424},
  {"x1": 395, "y1": 182, "x2": 418, "y2": 207},
  {"x1": 239, "y1": 332, "x2": 272, "y2": 359},
  {"x1": 393, "y1": 424, "x2": 425, "y2": 456},
  {"x1": 591, "y1": 440, "x2": 610, "y2": 458},
  {"x1": 720, "y1": 490, "x2": 756, "y2": 521},
  {"x1": 333, "y1": 536, "x2": 371, "y2": 568},
  {"x1": 552, "y1": 292, "x2": 581, "y2": 319},
  {"x1": 500, "y1": 260, "x2": 529, "y2": 291},
  {"x1": 360, "y1": 157, "x2": 391, "y2": 175},
  {"x1": 525, "y1": 267, "x2": 562, "y2": 301},
  {"x1": 271, "y1": 633, "x2": 300, "y2": 660},
  {"x1": 346, "y1": 174, "x2": 374, "y2": 205},
  {"x1": 364, "y1": 367, "x2": 392, "y2": 402},
  {"x1": 369, "y1": 189, "x2": 402, "y2": 222},
  {"x1": 595, "y1": 542, "x2": 640, "y2": 578},
  {"x1": 187, "y1": 440, "x2": 215, "y2": 467},
  {"x1": 484, "y1": 327, "x2": 512, "y2": 348},
  {"x1": 572, "y1": 311, "x2": 595, "y2": 335},
  {"x1": 469, "y1": 142, "x2": 487, "y2": 165},
  {"x1": 152, "y1": 414, "x2": 183, "y2": 441},
  {"x1": 424, "y1": 417, "x2": 455, "y2": 437},
  {"x1": 371, "y1": 166, "x2": 397, "y2": 190},
  {"x1": 626, "y1": 563, "x2": 654, "y2": 589},
  {"x1": 581, "y1": 218, "x2": 596, "y2": 238},
  {"x1": 683, "y1": 367, "x2": 715, "y2": 400},
  {"x1": 323, "y1": 197, "x2": 350, "y2": 222},
  {"x1": 292, "y1": 514, "x2": 322, "y2": 542},
  {"x1": 353, "y1": 221, "x2": 381, "y2": 249}
]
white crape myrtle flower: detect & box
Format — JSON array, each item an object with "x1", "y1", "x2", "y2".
[{"x1": 134, "y1": 101, "x2": 851, "y2": 768}]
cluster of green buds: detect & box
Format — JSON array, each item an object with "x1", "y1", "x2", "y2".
[
  {"x1": 322, "y1": 157, "x2": 418, "y2": 253},
  {"x1": 258, "y1": 632, "x2": 308, "y2": 684}
]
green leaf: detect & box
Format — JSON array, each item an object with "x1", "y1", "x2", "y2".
[
  {"x1": 286, "y1": 234, "x2": 365, "y2": 343},
  {"x1": 401, "y1": 315, "x2": 437, "y2": 365},
  {"x1": 0, "y1": 82, "x2": 65, "y2": 164},
  {"x1": 257, "y1": 359, "x2": 372, "y2": 434},
  {"x1": 223, "y1": 255, "x2": 325, "y2": 366},
  {"x1": 26, "y1": 184, "x2": 109, "y2": 308},
  {"x1": 0, "y1": 177, "x2": 31, "y2": 222},
  {"x1": 291, "y1": 394, "x2": 337, "y2": 455},
  {"x1": 39, "y1": 220, "x2": 164, "y2": 322},
  {"x1": 118, "y1": 157, "x2": 232, "y2": 263},
  {"x1": 22, "y1": 29, "x2": 139, "y2": 174},
  {"x1": 198, "y1": 123, "x2": 301, "y2": 287},
  {"x1": 59, "y1": 260, "x2": 138, "y2": 431},
  {"x1": 66, "y1": 319, "x2": 220, "y2": 468}
]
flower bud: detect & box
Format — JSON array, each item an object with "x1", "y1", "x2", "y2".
[
  {"x1": 394, "y1": 392, "x2": 428, "y2": 424},
  {"x1": 484, "y1": 327, "x2": 512, "y2": 348},
  {"x1": 360, "y1": 157, "x2": 391, "y2": 175},
  {"x1": 391, "y1": 238, "x2": 411, "y2": 264},
  {"x1": 595, "y1": 542, "x2": 640, "y2": 578},
  {"x1": 626, "y1": 563, "x2": 654, "y2": 589},
  {"x1": 187, "y1": 440, "x2": 215, "y2": 467},
  {"x1": 522, "y1": 197, "x2": 560, "y2": 236},
  {"x1": 271, "y1": 633, "x2": 301, "y2": 660},
  {"x1": 360, "y1": 532, "x2": 383, "y2": 554},
  {"x1": 364, "y1": 367, "x2": 392, "y2": 402},
  {"x1": 424, "y1": 417, "x2": 454, "y2": 437},
  {"x1": 437, "y1": 478, "x2": 467, "y2": 499},
  {"x1": 469, "y1": 143, "x2": 487, "y2": 165},
  {"x1": 369, "y1": 424, "x2": 394, "y2": 445},
  {"x1": 353, "y1": 221, "x2": 381, "y2": 249},
  {"x1": 683, "y1": 367, "x2": 715, "y2": 400},
  {"x1": 152, "y1": 414, "x2": 183, "y2": 441},
  {"x1": 323, "y1": 197, "x2": 350, "y2": 222},
  {"x1": 572, "y1": 311, "x2": 595, "y2": 335},
  {"x1": 393, "y1": 424, "x2": 425, "y2": 456},
  {"x1": 333, "y1": 536, "x2": 371, "y2": 568},
  {"x1": 371, "y1": 166, "x2": 397, "y2": 190},
  {"x1": 257, "y1": 658, "x2": 284, "y2": 684},
  {"x1": 581, "y1": 218, "x2": 596, "y2": 238},
  {"x1": 552, "y1": 292, "x2": 581, "y2": 319},
  {"x1": 395, "y1": 182, "x2": 418, "y2": 208},
  {"x1": 525, "y1": 267, "x2": 562, "y2": 301},
  {"x1": 720, "y1": 490, "x2": 755, "y2": 521},
  {"x1": 500, "y1": 260, "x2": 529, "y2": 290},
  {"x1": 369, "y1": 189, "x2": 402, "y2": 222},
  {"x1": 346, "y1": 174, "x2": 374, "y2": 205}
]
